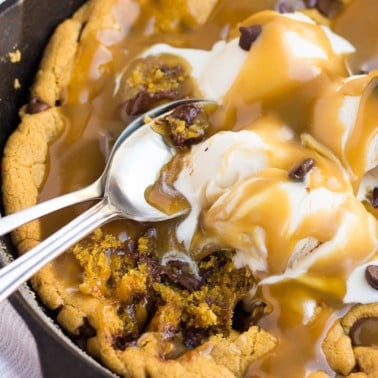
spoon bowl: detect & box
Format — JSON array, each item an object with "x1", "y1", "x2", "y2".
[
  {"x1": 0, "y1": 98, "x2": 213, "y2": 302},
  {"x1": 104, "y1": 115, "x2": 178, "y2": 222}
]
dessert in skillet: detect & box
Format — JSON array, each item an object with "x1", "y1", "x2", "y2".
[{"x1": 2, "y1": 0, "x2": 378, "y2": 376}]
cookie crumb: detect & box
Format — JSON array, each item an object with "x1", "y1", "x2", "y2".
[
  {"x1": 365, "y1": 265, "x2": 378, "y2": 289},
  {"x1": 13, "y1": 78, "x2": 21, "y2": 90},
  {"x1": 8, "y1": 49, "x2": 21, "y2": 63},
  {"x1": 26, "y1": 97, "x2": 51, "y2": 114}
]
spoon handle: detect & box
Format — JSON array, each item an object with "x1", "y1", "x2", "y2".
[
  {"x1": 0, "y1": 199, "x2": 118, "y2": 302},
  {"x1": 0, "y1": 179, "x2": 103, "y2": 236}
]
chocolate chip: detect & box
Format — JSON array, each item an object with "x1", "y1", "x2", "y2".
[
  {"x1": 177, "y1": 272, "x2": 203, "y2": 291},
  {"x1": 78, "y1": 319, "x2": 96, "y2": 338},
  {"x1": 181, "y1": 327, "x2": 209, "y2": 349},
  {"x1": 72, "y1": 318, "x2": 96, "y2": 350},
  {"x1": 239, "y1": 25, "x2": 262, "y2": 51},
  {"x1": 315, "y1": 0, "x2": 341, "y2": 17},
  {"x1": 156, "y1": 103, "x2": 208, "y2": 148},
  {"x1": 365, "y1": 265, "x2": 378, "y2": 289},
  {"x1": 26, "y1": 97, "x2": 50, "y2": 114},
  {"x1": 170, "y1": 103, "x2": 200, "y2": 125},
  {"x1": 171, "y1": 130, "x2": 205, "y2": 149},
  {"x1": 199, "y1": 251, "x2": 228, "y2": 281},
  {"x1": 276, "y1": 0, "x2": 342, "y2": 16},
  {"x1": 233, "y1": 300, "x2": 268, "y2": 332},
  {"x1": 274, "y1": 0, "x2": 307, "y2": 13},
  {"x1": 288, "y1": 158, "x2": 315, "y2": 181},
  {"x1": 161, "y1": 260, "x2": 203, "y2": 292},
  {"x1": 112, "y1": 331, "x2": 137, "y2": 351},
  {"x1": 358, "y1": 69, "x2": 370, "y2": 75},
  {"x1": 304, "y1": 0, "x2": 342, "y2": 17},
  {"x1": 159, "y1": 64, "x2": 184, "y2": 76},
  {"x1": 277, "y1": 2, "x2": 294, "y2": 13},
  {"x1": 304, "y1": 0, "x2": 317, "y2": 7},
  {"x1": 124, "y1": 88, "x2": 179, "y2": 116},
  {"x1": 371, "y1": 188, "x2": 378, "y2": 209},
  {"x1": 365, "y1": 76, "x2": 378, "y2": 100},
  {"x1": 349, "y1": 317, "x2": 378, "y2": 346}
]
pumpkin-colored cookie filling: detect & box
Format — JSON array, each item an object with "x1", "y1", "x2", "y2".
[
  {"x1": 73, "y1": 228, "x2": 255, "y2": 353},
  {"x1": 2, "y1": 0, "x2": 378, "y2": 377}
]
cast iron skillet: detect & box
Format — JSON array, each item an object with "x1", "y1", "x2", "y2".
[{"x1": 0, "y1": 0, "x2": 116, "y2": 376}]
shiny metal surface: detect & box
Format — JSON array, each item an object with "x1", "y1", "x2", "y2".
[{"x1": 0, "y1": 98, "x2": 210, "y2": 302}]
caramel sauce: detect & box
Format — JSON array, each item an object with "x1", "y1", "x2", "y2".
[
  {"x1": 347, "y1": 76, "x2": 378, "y2": 181},
  {"x1": 37, "y1": 0, "x2": 378, "y2": 376},
  {"x1": 310, "y1": 73, "x2": 378, "y2": 190},
  {"x1": 246, "y1": 282, "x2": 349, "y2": 377},
  {"x1": 145, "y1": 154, "x2": 189, "y2": 215},
  {"x1": 334, "y1": 0, "x2": 378, "y2": 73}
]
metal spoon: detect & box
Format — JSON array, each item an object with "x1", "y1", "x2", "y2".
[{"x1": 0, "y1": 98, "x2": 211, "y2": 302}]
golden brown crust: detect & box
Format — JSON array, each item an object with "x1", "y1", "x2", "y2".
[
  {"x1": 31, "y1": 17, "x2": 84, "y2": 106},
  {"x1": 1, "y1": 108, "x2": 65, "y2": 251},
  {"x1": 29, "y1": 1, "x2": 95, "y2": 103},
  {"x1": 341, "y1": 303, "x2": 378, "y2": 333},
  {"x1": 354, "y1": 347, "x2": 378, "y2": 376},
  {"x1": 321, "y1": 321, "x2": 356, "y2": 375},
  {"x1": 114, "y1": 327, "x2": 276, "y2": 378}
]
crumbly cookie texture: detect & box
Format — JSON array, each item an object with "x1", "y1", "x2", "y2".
[
  {"x1": 120, "y1": 54, "x2": 201, "y2": 117},
  {"x1": 322, "y1": 304, "x2": 378, "y2": 377},
  {"x1": 67, "y1": 228, "x2": 270, "y2": 375}
]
